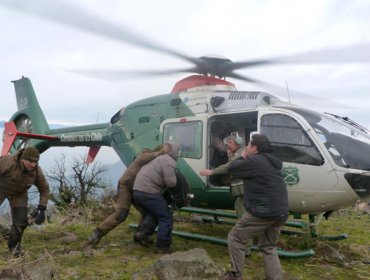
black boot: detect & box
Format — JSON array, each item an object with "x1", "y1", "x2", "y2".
[
  {"x1": 154, "y1": 238, "x2": 172, "y2": 254},
  {"x1": 8, "y1": 225, "x2": 26, "y2": 258},
  {"x1": 84, "y1": 228, "x2": 104, "y2": 248},
  {"x1": 134, "y1": 231, "x2": 153, "y2": 247},
  {"x1": 154, "y1": 246, "x2": 172, "y2": 254}
]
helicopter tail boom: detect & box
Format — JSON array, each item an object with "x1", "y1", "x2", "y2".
[
  {"x1": 6, "y1": 77, "x2": 113, "y2": 155},
  {"x1": 1, "y1": 121, "x2": 59, "y2": 156}
]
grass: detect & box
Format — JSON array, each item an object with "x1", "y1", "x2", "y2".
[{"x1": 0, "y1": 204, "x2": 369, "y2": 279}]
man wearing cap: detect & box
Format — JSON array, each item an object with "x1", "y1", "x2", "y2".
[
  {"x1": 0, "y1": 146, "x2": 50, "y2": 257},
  {"x1": 200, "y1": 132, "x2": 246, "y2": 217},
  {"x1": 199, "y1": 132, "x2": 253, "y2": 255}
]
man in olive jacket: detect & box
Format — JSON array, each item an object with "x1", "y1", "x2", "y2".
[
  {"x1": 200, "y1": 132, "x2": 245, "y2": 217},
  {"x1": 0, "y1": 146, "x2": 50, "y2": 257},
  {"x1": 200, "y1": 132, "x2": 253, "y2": 255},
  {"x1": 223, "y1": 134, "x2": 289, "y2": 280}
]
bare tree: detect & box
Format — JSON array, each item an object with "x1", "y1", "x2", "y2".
[{"x1": 47, "y1": 153, "x2": 108, "y2": 207}]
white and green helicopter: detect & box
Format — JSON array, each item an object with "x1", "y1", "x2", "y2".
[{"x1": 2, "y1": 0, "x2": 370, "y2": 256}]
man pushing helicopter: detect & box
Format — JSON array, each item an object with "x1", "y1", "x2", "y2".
[{"x1": 84, "y1": 143, "x2": 172, "y2": 249}]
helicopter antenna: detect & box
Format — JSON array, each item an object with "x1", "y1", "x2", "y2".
[
  {"x1": 286, "y1": 80, "x2": 291, "y2": 103},
  {"x1": 95, "y1": 112, "x2": 100, "y2": 124}
]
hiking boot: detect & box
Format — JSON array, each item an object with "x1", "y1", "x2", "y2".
[
  {"x1": 9, "y1": 244, "x2": 24, "y2": 258},
  {"x1": 154, "y1": 246, "x2": 172, "y2": 254},
  {"x1": 223, "y1": 271, "x2": 242, "y2": 280},
  {"x1": 134, "y1": 232, "x2": 153, "y2": 247},
  {"x1": 84, "y1": 228, "x2": 104, "y2": 248}
]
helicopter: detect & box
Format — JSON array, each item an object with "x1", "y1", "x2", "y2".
[{"x1": 2, "y1": 1, "x2": 370, "y2": 240}]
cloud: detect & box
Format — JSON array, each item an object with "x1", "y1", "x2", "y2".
[{"x1": 1, "y1": 0, "x2": 370, "y2": 145}]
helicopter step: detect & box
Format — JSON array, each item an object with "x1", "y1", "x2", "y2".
[
  {"x1": 128, "y1": 223, "x2": 315, "y2": 258},
  {"x1": 179, "y1": 207, "x2": 348, "y2": 241}
]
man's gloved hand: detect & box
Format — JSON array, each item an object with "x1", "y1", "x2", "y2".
[{"x1": 34, "y1": 205, "x2": 46, "y2": 225}]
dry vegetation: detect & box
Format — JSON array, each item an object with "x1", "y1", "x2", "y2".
[{"x1": 0, "y1": 200, "x2": 369, "y2": 279}]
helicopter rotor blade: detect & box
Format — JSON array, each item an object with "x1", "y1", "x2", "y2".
[
  {"x1": 0, "y1": 0, "x2": 199, "y2": 65},
  {"x1": 2, "y1": 0, "x2": 369, "y2": 89},
  {"x1": 229, "y1": 43, "x2": 370, "y2": 72},
  {"x1": 69, "y1": 67, "x2": 199, "y2": 81}
]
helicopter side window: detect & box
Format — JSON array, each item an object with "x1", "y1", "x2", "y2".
[
  {"x1": 261, "y1": 114, "x2": 324, "y2": 165},
  {"x1": 163, "y1": 121, "x2": 202, "y2": 159}
]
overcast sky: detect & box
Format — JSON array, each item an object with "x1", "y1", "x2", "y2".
[{"x1": 1, "y1": 0, "x2": 370, "y2": 164}]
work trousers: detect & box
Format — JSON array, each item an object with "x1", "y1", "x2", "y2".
[
  {"x1": 133, "y1": 190, "x2": 173, "y2": 248},
  {"x1": 227, "y1": 211, "x2": 287, "y2": 280},
  {"x1": 0, "y1": 193, "x2": 29, "y2": 251},
  {"x1": 234, "y1": 196, "x2": 253, "y2": 255},
  {"x1": 0, "y1": 192, "x2": 29, "y2": 226},
  {"x1": 97, "y1": 185, "x2": 144, "y2": 234}
]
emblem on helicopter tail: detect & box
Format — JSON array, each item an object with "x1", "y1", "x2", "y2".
[{"x1": 282, "y1": 167, "x2": 300, "y2": 186}]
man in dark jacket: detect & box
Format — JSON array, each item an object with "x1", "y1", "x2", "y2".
[
  {"x1": 0, "y1": 146, "x2": 50, "y2": 257},
  {"x1": 223, "y1": 134, "x2": 289, "y2": 280}
]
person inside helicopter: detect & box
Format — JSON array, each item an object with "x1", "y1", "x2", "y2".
[
  {"x1": 201, "y1": 131, "x2": 245, "y2": 197},
  {"x1": 207, "y1": 112, "x2": 258, "y2": 186},
  {"x1": 209, "y1": 123, "x2": 229, "y2": 169}
]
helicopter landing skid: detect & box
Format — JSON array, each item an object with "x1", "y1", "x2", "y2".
[
  {"x1": 308, "y1": 213, "x2": 348, "y2": 241},
  {"x1": 128, "y1": 223, "x2": 315, "y2": 258},
  {"x1": 179, "y1": 207, "x2": 348, "y2": 241}
]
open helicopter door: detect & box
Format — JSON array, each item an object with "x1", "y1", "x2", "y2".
[{"x1": 258, "y1": 110, "x2": 339, "y2": 214}]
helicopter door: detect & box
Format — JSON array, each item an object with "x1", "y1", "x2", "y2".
[{"x1": 259, "y1": 112, "x2": 339, "y2": 212}]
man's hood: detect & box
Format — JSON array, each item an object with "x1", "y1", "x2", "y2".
[{"x1": 260, "y1": 153, "x2": 282, "y2": 169}]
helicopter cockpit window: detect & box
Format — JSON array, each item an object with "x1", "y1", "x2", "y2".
[
  {"x1": 285, "y1": 107, "x2": 370, "y2": 171},
  {"x1": 275, "y1": 106, "x2": 370, "y2": 170},
  {"x1": 163, "y1": 121, "x2": 202, "y2": 159},
  {"x1": 261, "y1": 114, "x2": 324, "y2": 165},
  {"x1": 110, "y1": 107, "x2": 125, "y2": 124}
]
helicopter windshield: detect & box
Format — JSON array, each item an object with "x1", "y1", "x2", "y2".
[{"x1": 284, "y1": 107, "x2": 370, "y2": 171}]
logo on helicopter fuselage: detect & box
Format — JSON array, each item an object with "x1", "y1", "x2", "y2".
[
  {"x1": 282, "y1": 166, "x2": 300, "y2": 186},
  {"x1": 60, "y1": 132, "x2": 103, "y2": 142}
]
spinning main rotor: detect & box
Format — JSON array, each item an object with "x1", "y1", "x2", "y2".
[{"x1": 2, "y1": 0, "x2": 370, "y2": 88}]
